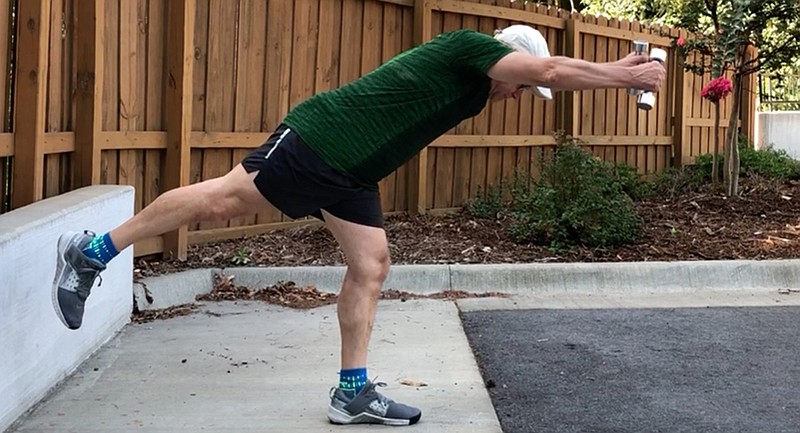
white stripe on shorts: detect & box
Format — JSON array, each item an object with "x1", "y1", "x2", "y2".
[{"x1": 264, "y1": 128, "x2": 291, "y2": 160}]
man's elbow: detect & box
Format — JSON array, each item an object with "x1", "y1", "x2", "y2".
[{"x1": 536, "y1": 63, "x2": 560, "y2": 89}]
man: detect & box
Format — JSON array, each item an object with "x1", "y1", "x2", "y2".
[{"x1": 51, "y1": 25, "x2": 665, "y2": 426}]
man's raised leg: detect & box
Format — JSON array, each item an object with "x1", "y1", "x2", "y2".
[
  {"x1": 110, "y1": 164, "x2": 269, "y2": 252},
  {"x1": 52, "y1": 164, "x2": 270, "y2": 329}
]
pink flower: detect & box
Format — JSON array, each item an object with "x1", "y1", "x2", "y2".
[
  {"x1": 701, "y1": 76, "x2": 733, "y2": 102},
  {"x1": 677, "y1": 36, "x2": 686, "y2": 47}
]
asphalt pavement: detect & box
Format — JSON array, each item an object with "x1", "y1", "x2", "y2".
[{"x1": 463, "y1": 306, "x2": 800, "y2": 433}]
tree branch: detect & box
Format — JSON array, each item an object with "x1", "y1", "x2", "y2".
[{"x1": 704, "y1": 0, "x2": 718, "y2": 26}]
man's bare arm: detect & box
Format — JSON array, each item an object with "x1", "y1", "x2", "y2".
[{"x1": 487, "y1": 52, "x2": 664, "y2": 93}]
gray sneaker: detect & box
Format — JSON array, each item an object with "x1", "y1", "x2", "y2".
[
  {"x1": 52, "y1": 231, "x2": 105, "y2": 330},
  {"x1": 327, "y1": 380, "x2": 422, "y2": 426}
]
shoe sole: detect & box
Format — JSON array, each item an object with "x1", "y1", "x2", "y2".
[
  {"x1": 51, "y1": 231, "x2": 79, "y2": 329},
  {"x1": 327, "y1": 406, "x2": 420, "y2": 426}
]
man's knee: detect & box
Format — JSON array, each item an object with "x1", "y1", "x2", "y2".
[
  {"x1": 197, "y1": 168, "x2": 261, "y2": 221},
  {"x1": 347, "y1": 249, "x2": 391, "y2": 288},
  {"x1": 183, "y1": 183, "x2": 231, "y2": 222}
]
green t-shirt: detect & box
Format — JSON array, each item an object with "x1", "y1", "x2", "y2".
[{"x1": 283, "y1": 29, "x2": 513, "y2": 185}]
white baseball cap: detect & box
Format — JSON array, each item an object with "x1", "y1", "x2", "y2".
[{"x1": 493, "y1": 25, "x2": 553, "y2": 100}]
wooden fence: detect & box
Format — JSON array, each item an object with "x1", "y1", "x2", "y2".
[{"x1": 0, "y1": 0, "x2": 757, "y2": 259}]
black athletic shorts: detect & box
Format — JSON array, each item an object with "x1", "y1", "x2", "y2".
[{"x1": 241, "y1": 124, "x2": 384, "y2": 228}]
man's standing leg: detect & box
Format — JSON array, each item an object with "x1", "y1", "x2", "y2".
[{"x1": 321, "y1": 210, "x2": 422, "y2": 426}]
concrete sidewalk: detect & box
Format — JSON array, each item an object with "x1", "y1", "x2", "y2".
[
  {"x1": 12, "y1": 290, "x2": 800, "y2": 433},
  {"x1": 7, "y1": 300, "x2": 500, "y2": 433},
  {"x1": 10, "y1": 259, "x2": 800, "y2": 432}
]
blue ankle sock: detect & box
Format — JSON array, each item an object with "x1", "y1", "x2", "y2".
[
  {"x1": 82, "y1": 232, "x2": 119, "y2": 265},
  {"x1": 339, "y1": 367, "x2": 368, "y2": 395}
]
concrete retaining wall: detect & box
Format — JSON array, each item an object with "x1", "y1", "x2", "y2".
[
  {"x1": 0, "y1": 186, "x2": 134, "y2": 432},
  {"x1": 756, "y1": 111, "x2": 800, "y2": 158}
]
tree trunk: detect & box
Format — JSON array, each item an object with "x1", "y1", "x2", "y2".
[
  {"x1": 559, "y1": 0, "x2": 582, "y2": 12},
  {"x1": 724, "y1": 73, "x2": 743, "y2": 197},
  {"x1": 712, "y1": 102, "x2": 720, "y2": 185}
]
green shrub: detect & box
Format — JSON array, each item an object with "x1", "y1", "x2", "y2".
[
  {"x1": 694, "y1": 135, "x2": 800, "y2": 181},
  {"x1": 693, "y1": 153, "x2": 716, "y2": 181},
  {"x1": 739, "y1": 144, "x2": 800, "y2": 180},
  {"x1": 463, "y1": 134, "x2": 657, "y2": 249},
  {"x1": 649, "y1": 165, "x2": 707, "y2": 198},
  {"x1": 464, "y1": 134, "x2": 800, "y2": 251},
  {"x1": 508, "y1": 136, "x2": 641, "y2": 249},
  {"x1": 464, "y1": 183, "x2": 505, "y2": 219},
  {"x1": 611, "y1": 163, "x2": 653, "y2": 201}
]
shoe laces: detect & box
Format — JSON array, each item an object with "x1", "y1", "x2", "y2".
[
  {"x1": 70, "y1": 230, "x2": 103, "y2": 297},
  {"x1": 72, "y1": 265, "x2": 103, "y2": 298},
  {"x1": 330, "y1": 380, "x2": 390, "y2": 403},
  {"x1": 361, "y1": 380, "x2": 392, "y2": 404}
]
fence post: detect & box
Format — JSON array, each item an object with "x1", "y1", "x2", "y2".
[
  {"x1": 672, "y1": 30, "x2": 689, "y2": 167},
  {"x1": 408, "y1": 0, "x2": 431, "y2": 214},
  {"x1": 74, "y1": 0, "x2": 104, "y2": 187},
  {"x1": 11, "y1": 0, "x2": 51, "y2": 208},
  {"x1": 161, "y1": 0, "x2": 195, "y2": 260},
  {"x1": 558, "y1": 15, "x2": 579, "y2": 135}
]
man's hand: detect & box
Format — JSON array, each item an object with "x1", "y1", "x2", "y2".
[
  {"x1": 614, "y1": 51, "x2": 651, "y2": 68},
  {"x1": 630, "y1": 60, "x2": 666, "y2": 92}
]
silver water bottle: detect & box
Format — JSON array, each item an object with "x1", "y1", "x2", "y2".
[{"x1": 637, "y1": 48, "x2": 667, "y2": 111}]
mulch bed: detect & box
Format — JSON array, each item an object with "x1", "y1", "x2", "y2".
[
  {"x1": 131, "y1": 176, "x2": 800, "y2": 321},
  {"x1": 136, "y1": 176, "x2": 800, "y2": 276}
]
